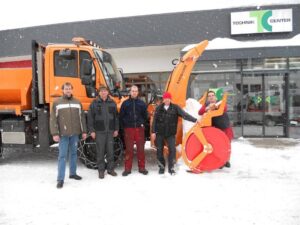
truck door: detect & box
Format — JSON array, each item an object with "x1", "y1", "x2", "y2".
[{"x1": 50, "y1": 49, "x2": 96, "y2": 110}]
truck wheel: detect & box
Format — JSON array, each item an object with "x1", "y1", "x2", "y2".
[
  {"x1": 78, "y1": 136, "x2": 97, "y2": 169},
  {"x1": 78, "y1": 135, "x2": 124, "y2": 169},
  {"x1": 113, "y1": 136, "x2": 124, "y2": 165}
]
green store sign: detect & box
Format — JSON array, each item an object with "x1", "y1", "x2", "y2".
[{"x1": 231, "y1": 9, "x2": 293, "y2": 35}]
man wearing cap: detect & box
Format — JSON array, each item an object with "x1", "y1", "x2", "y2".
[
  {"x1": 88, "y1": 86, "x2": 119, "y2": 179},
  {"x1": 152, "y1": 92, "x2": 197, "y2": 175}
]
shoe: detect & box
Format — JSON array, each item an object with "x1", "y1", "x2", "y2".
[
  {"x1": 158, "y1": 168, "x2": 165, "y2": 174},
  {"x1": 56, "y1": 180, "x2": 64, "y2": 189},
  {"x1": 122, "y1": 170, "x2": 131, "y2": 176},
  {"x1": 224, "y1": 161, "x2": 231, "y2": 168},
  {"x1": 98, "y1": 171, "x2": 105, "y2": 179},
  {"x1": 168, "y1": 169, "x2": 176, "y2": 175},
  {"x1": 107, "y1": 170, "x2": 117, "y2": 176},
  {"x1": 69, "y1": 174, "x2": 82, "y2": 180},
  {"x1": 138, "y1": 169, "x2": 148, "y2": 175},
  {"x1": 219, "y1": 161, "x2": 231, "y2": 169}
]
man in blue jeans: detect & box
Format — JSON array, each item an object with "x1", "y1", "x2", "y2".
[{"x1": 50, "y1": 82, "x2": 87, "y2": 188}]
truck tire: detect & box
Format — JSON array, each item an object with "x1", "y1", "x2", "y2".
[{"x1": 78, "y1": 135, "x2": 123, "y2": 169}]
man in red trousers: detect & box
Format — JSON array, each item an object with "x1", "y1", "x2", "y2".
[{"x1": 120, "y1": 85, "x2": 148, "y2": 176}]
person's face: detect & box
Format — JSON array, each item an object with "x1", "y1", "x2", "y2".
[
  {"x1": 207, "y1": 92, "x2": 217, "y2": 103},
  {"x1": 63, "y1": 85, "x2": 73, "y2": 97},
  {"x1": 99, "y1": 89, "x2": 109, "y2": 99},
  {"x1": 163, "y1": 98, "x2": 171, "y2": 106},
  {"x1": 130, "y1": 87, "x2": 139, "y2": 98}
]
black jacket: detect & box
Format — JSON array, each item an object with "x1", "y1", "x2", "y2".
[
  {"x1": 120, "y1": 97, "x2": 148, "y2": 128},
  {"x1": 152, "y1": 103, "x2": 197, "y2": 137},
  {"x1": 87, "y1": 96, "x2": 119, "y2": 132},
  {"x1": 206, "y1": 102, "x2": 230, "y2": 129}
]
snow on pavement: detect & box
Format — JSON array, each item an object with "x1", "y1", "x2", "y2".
[{"x1": 0, "y1": 139, "x2": 300, "y2": 225}]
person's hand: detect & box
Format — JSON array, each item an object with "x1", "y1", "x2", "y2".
[
  {"x1": 151, "y1": 133, "x2": 156, "y2": 140},
  {"x1": 53, "y1": 135, "x2": 60, "y2": 142},
  {"x1": 208, "y1": 103, "x2": 217, "y2": 110},
  {"x1": 82, "y1": 133, "x2": 87, "y2": 140},
  {"x1": 197, "y1": 117, "x2": 202, "y2": 123},
  {"x1": 91, "y1": 132, "x2": 96, "y2": 139},
  {"x1": 113, "y1": 130, "x2": 118, "y2": 137}
]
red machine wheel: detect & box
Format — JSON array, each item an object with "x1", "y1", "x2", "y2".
[{"x1": 185, "y1": 127, "x2": 231, "y2": 172}]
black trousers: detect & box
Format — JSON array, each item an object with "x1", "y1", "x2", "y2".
[
  {"x1": 155, "y1": 135, "x2": 176, "y2": 171},
  {"x1": 95, "y1": 131, "x2": 114, "y2": 172}
]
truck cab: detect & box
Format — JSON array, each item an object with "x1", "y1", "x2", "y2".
[
  {"x1": 43, "y1": 37, "x2": 124, "y2": 110},
  {"x1": 0, "y1": 37, "x2": 124, "y2": 153}
]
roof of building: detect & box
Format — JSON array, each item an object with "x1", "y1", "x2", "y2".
[{"x1": 0, "y1": 4, "x2": 299, "y2": 58}]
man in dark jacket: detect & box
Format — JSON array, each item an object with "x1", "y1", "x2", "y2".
[
  {"x1": 120, "y1": 85, "x2": 148, "y2": 176},
  {"x1": 50, "y1": 82, "x2": 87, "y2": 189},
  {"x1": 88, "y1": 86, "x2": 119, "y2": 179},
  {"x1": 152, "y1": 92, "x2": 197, "y2": 175}
]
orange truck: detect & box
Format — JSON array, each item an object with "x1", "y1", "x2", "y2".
[
  {"x1": 0, "y1": 37, "x2": 124, "y2": 155},
  {"x1": 0, "y1": 37, "x2": 230, "y2": 172}
]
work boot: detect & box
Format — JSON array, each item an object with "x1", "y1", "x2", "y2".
[
  {"x1": 138, "y1": 169, "x2": 149, "y2": 175},
  {"x1": 168, "y1": 168, "x2": 176, "y2": 175},
  {"x1": 219, "y1": 161, "x2": 231, "y2": 169},
  {"x1": 69, "y1": 174, "x2": 82, "y2": 180},
  {"x1": 56, "y1": 180, "x2": 64, "y2": 189},
  {"x1": 107, "y1": 170, "x2": 117, "y2": 176},
  {"x1": 224, "y1": 161, "x2": 231, "y2": 168},
  {"x1": 158, "y1": 168, "x2": 165, "y2": 174},
  {"x1": 122, "y1": 170, "x2": 131, "y2": 176},
  {"x1": 98, "y1": 171, "x2": 105, "y2": 179}
]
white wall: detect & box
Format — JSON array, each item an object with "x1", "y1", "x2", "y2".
[{"x1": 107, "y1": 44, "x2": 186, "y2": 74}]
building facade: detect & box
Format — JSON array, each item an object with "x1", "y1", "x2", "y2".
[{"x1": 0, "y1": 4, "x2": 299, "y2": 138}]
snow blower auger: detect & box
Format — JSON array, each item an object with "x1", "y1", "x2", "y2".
[{"x1": 182, "y1": 93, "x2": 231, "y2": 173}]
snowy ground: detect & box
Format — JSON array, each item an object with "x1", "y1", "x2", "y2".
[{"x1": 0, "y1": 138, "x2": 300, "y2": 225}]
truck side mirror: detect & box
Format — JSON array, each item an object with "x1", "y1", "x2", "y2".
[
  {"x1": 85, "y1": 86, "x2": 97, "y2": 98},
  {"x1": 118, "y1": 68, "x2": 124, "y2": 79},
  {"x1": 81, "y1": 74, "x2": 95, "y2": 85},
  {"x1": 82, "y1": 59, "x2": 92, "y2": 75}
]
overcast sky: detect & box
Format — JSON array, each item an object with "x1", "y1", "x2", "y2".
[{"x1": 1, "y1": 0, "x2": 299, "y2": 31}]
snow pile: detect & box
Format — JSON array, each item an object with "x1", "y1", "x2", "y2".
[
  {"x1": 0, "y1": 139, "x2": 300, "y2": 225},
  {"x1": 182, "y1": 34, "x2": 300, "y2": 52},
  {"x1": 182, "y1": 98, "x2": 202, "y2": 136}
]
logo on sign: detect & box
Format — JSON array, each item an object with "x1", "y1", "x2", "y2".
[
  {"x1": 231, "y1": 9, "x2": 293, "y2": 35},
  {"x1": 250, "y1": 10, "x2": 272, "y2": 32}
]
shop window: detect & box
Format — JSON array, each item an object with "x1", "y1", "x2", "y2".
[
  {"x1": 289, "y1": 57, "x2": 300, "y2": 69},
  {"x1": 243, "y1": 58, "x2": 287, "y2": 71},
  {"x1": 189, "y1": 72, "x2": 242, "y2": 137},
  {"x1": 193, "y1": 59, "x2": 240, "y2": 72},
  {"x1": 289, "y1": 71, "x2": 300, "y2": 138}
]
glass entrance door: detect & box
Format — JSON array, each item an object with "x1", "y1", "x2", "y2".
[{"x1": 242, "y1": 72, "x2": 287, "y2": 137}]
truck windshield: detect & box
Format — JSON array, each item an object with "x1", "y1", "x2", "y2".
[{"x1": 94, "y1": 49, "x2": 124, "y2": 92}]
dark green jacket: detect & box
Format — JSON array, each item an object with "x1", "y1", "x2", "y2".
[
  {"x1": 87, "y1": 96, "x2": 119, "y2": 132},
  {"x1": 50, "y1": 95, "x2": 87, "y2": 136}
]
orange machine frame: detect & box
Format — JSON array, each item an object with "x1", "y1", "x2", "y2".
[{"x1": 181, "y1": 93, "x2": 228, "y2": 171}]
